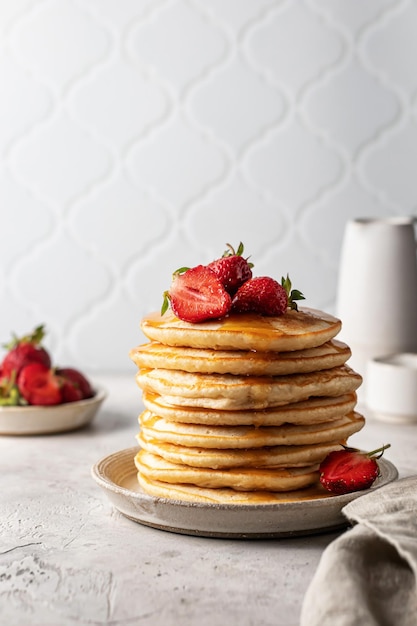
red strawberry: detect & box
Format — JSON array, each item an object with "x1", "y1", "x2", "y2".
[
  {"x1": 18, "y1": 362, "x2": 62, "y2": 406},
  {"x1": 232, "y1": 276, "x2": 288, "y2": 316},
  {"x1": 61, "y1": 379, "x2": 84, "y2": 403},
  {"x1": 319, "y1": 444, "x2": 391, "y2": 495},
  {"x1": 232, "y1": 274, "x2": 305, "y2": 316},
  {"x1": 162, "y1": 265, "x2": 232, "y2": 323},
  {"x1": 207, "y1": 242, "x2": 253, "y2": 295},
  {"x1": 56, "y1": 367, "x2": 94, "y2": 400},
  {"x1": 2, "y1": 325, "x2": 51, "y2": 379}
]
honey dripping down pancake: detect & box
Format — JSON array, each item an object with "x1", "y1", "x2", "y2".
[
  {"x1": 140, "y1": 308, "x2": 342, "y2": 352},
  {"x1": 131, "y1": 252, "x2": 365, "y2": 504}
]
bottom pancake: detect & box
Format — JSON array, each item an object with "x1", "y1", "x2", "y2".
[
  {"x1": 136, "y1": 449, "x2": 320, "y2": 491},
  {"x1": 137, "y1": 472, "x2": 333, "y2": 505}
]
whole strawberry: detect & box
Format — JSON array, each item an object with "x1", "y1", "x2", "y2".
[
  {"x1": 207, "y1": 242, "x2": 253, "y2": 295},
  {"x1": 2, "y1": 325, "x2": 51, "y2": 379},
  {"x1": 56, "y1": 367, "x2": 94, "y2": 400},
  {"x1": 162, "y1": 265, "x2": 232, "y2": 323},
  {"x1": 319, "y1": 444, "x2": 391, "y2": 495},
  {"x1": 232, "y1": 274, "x2": 305, "y2": 316},
  {"x1": 232, "y1": 276, "x2": 287, "y2": 315},
  {"x1": 18, "y1": 362, "x2": 62, "y2": 406}
]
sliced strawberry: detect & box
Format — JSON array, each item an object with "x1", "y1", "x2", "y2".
[
  {"x1": 56, "y1": 367, "x2": 94, "y2": 399},
  {"x1": 2, "y1": 324, "x2": 51, "y2": 378},
  {"x1": 232, "y1": 276, "x2": 288, "y2": 316},
  {"x1": 18, "y1": 363, "x2": 62, "y2": 406},
  {"x1": 207, "y1": 242, "x2": 253, "y2": 295},
  {"x1": 164, "y1": 265, "x2": 232, "y2": 323},
  {"x1": 319, "y1": 444, "x2": 391, "y2": 495}
]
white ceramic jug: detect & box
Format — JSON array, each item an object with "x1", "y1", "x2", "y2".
[{"x1": 336, "y1": 217, "x2": 417, "y2": 401}]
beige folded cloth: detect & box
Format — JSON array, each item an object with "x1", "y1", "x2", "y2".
[{"x1": 300, "y1": 476, "x2": 417, "y2": 626}]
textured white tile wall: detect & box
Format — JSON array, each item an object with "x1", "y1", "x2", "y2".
[{"x1": 1, "y1": 0, "x2": 417, "y2": 372}]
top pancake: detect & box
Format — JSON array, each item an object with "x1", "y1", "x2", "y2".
[{"x1": 141, "y1": 307, "x2": 342, "y2": 352}]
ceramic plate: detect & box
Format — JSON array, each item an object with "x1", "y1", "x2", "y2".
[
  {"x1": 0, "y1": 386, "x2": 106, "y2": 435},
  {"x1": 91, "y1": 447, "x2": 398, "y2": 539}
]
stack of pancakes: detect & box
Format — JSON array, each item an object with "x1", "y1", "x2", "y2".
[{"x1": 130, "y1": 308, "x2": 364, "y2": 504}]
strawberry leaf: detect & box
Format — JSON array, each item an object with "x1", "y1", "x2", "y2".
[
  {"x1": 3, "y1": 324, "x2": 46, "y2": 350},
  {"x1": 281, "y1": 274, "x2": 305, "y2": 311},
  {"x1": 161, "y1": 291, "x2": 171, "y2": 316},
  {"x1": 173, "y1": 267, "x2": 190, "y2": 277}
]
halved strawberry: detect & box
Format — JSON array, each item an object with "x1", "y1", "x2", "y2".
[
  {"x1": 56, "y1": 367, "x2": 94, "y2": 399},
  {"x1": 162, "y1": 265, "x2": 232, "y2": 323},
  {"x1": 319, "y1": 444, "x2": 391, "y2": 495},
  {"x1": 207, "y1": 242, "x2": 253, "y2": 295},
  {"x1": 2, "y1": 324, "x2": 51, "y2": 379},
  {"x1": 18, "y1": 363, "x2": 62, "y2": 406}
]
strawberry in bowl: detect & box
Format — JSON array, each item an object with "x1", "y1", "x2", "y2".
[{"x1": 0, "y1": 325, "x2": 105, "y2": 435}]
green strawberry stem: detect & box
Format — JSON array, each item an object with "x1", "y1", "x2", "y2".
[
  {"x1": 223, "y1": 242, "x2": 243, "y2": 257},
  {"x1": 0, "y1": 371, "x2": 26, "y2": 406},
  {"x1": 4, "y1": 324, "x2": 46, "y2": 350},
  {"x1": 366, "y1": 443, "x2": 391, "y2": 459},
  {"x1": 222, "y1": 242, "x2": 253, "y2": 268}
]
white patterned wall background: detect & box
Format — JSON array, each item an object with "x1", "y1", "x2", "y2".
[{"x1": 1, "y1": 0, "x2": 417, "y2": 373}]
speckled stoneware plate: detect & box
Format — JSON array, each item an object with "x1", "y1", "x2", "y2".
[
  {"x1": 0, "y1": 386, "x2": 106, "y2": 436},
  {"x1": 91, "y1": 447, "x2": 398, "y2": 539}
]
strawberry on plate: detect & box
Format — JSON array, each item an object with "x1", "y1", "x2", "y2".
[
  {"x1": 207, "y1": 242, "x2": 253, "y2": 295},
  {"x1": 319, "y1": 444, "x2": 391, "y2": 495},
  {"x1": 162, "y1": 265, "x2": 232, "y2": 323},
  {"x1": 18, "y1": 362, "x2": 62, "y2": 406},
  {"x1": 2, "y1": 325, "x2": 51, "y2": 379}
]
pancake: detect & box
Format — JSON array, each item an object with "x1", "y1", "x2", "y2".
[
  {"x1": 136, "y1": 365, "x2": 362, "y2": 410},
  {"x1": 130, "y1": 339, "x2": 351, "y2": 376},
  {"x1": 142, "y1": 391, "x2": 358, "y2": 426},
  {"x1": 135, "y1": 449, "x2": 320, "y2": 491},
  {"x1": 139, "y1": 410, "x2": 365, "y2": 449},
  {"x1": 137, "y1": 432, "x2": 344, "y2": 469},
  {"x1": 137, "y1": 474, "x2": 333, "y2": 504},
  {"x1": 141, "y1": 308, "x2": 342, "y2": 352},
  {"x1": 133, "y1": 300, "x2": 365, "y2": 504}
]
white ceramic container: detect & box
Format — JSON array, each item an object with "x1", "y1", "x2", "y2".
[
  {"x1": 336, "y1": 217, "x2": 417, "y2": 400},
  {"x1": 367, "y1": 353, "x2": 417, "y2": 423}
]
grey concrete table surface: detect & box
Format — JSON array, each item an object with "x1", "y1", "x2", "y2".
[{"x1": 1, "y1": 374, "x2": 415, "y2": 626}]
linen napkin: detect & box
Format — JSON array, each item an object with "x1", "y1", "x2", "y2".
[{"x1": 300, "y1": 476, "x2": 417, "y2": 626}]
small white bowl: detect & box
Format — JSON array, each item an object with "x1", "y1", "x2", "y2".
[
  {"x1": 366, "y1": 354, "x2": 417, "y2": 423},
  {"x1": 0, "y1": 386, "x2": 107, "y2": 435}
]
